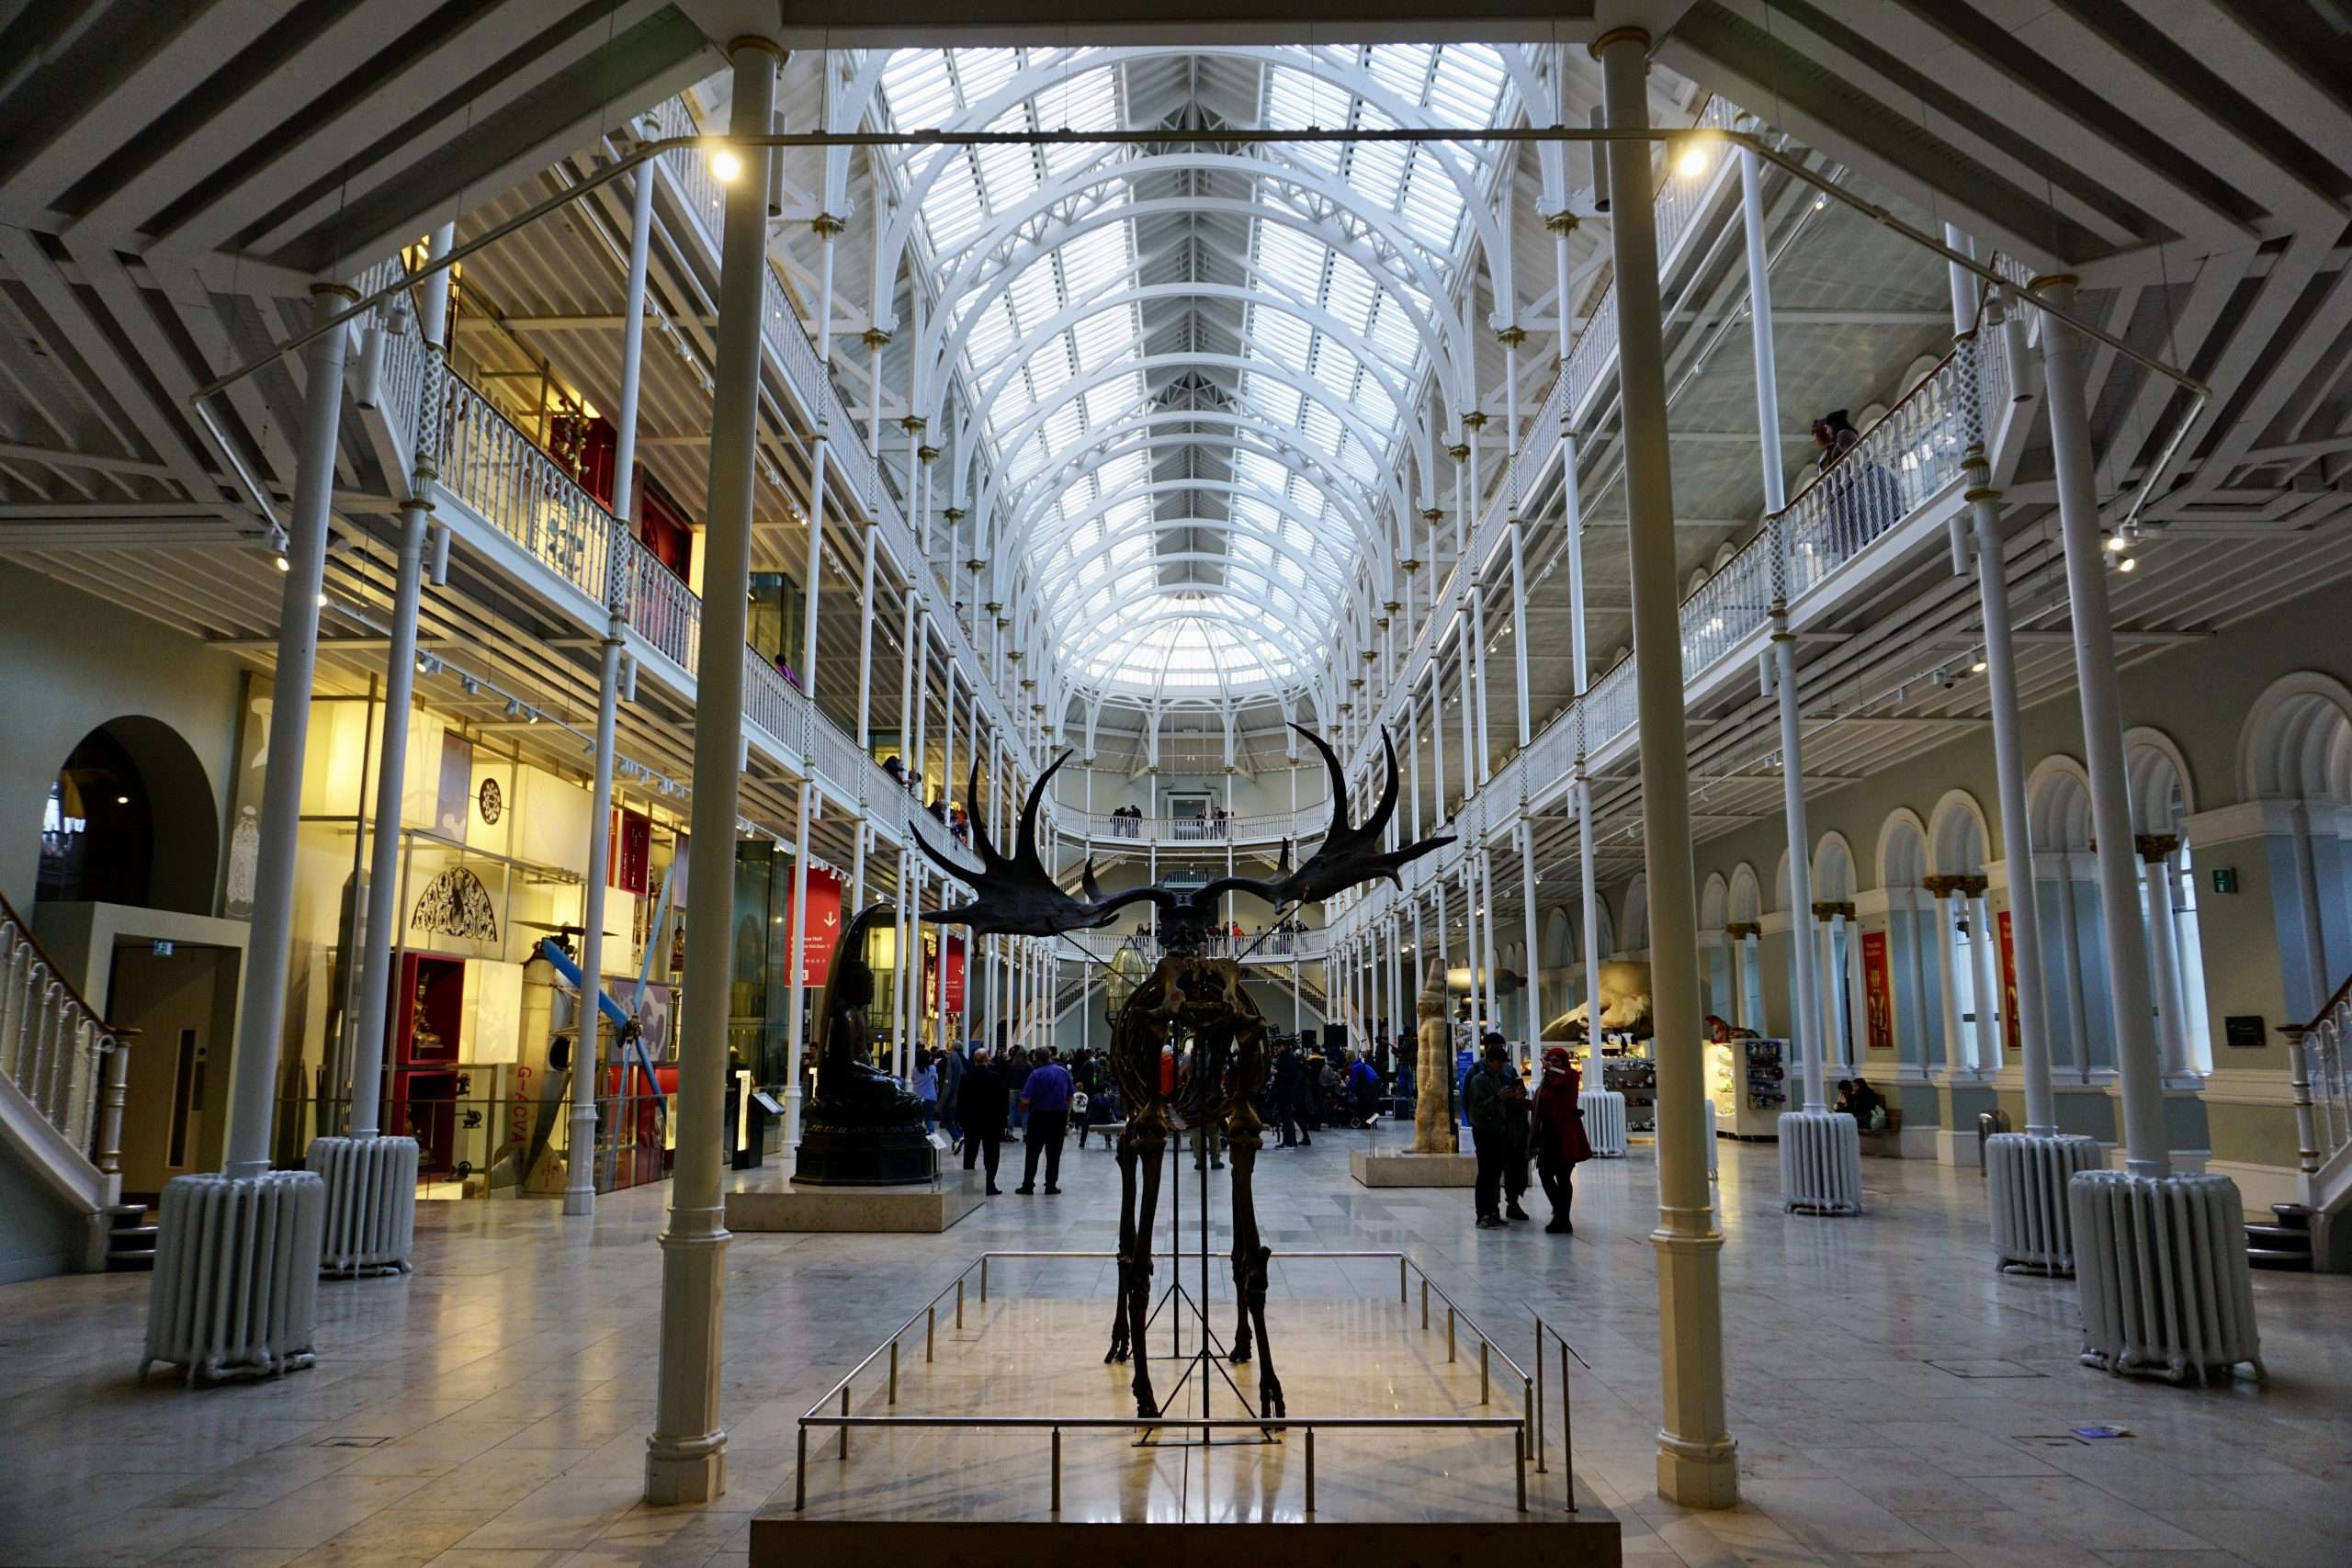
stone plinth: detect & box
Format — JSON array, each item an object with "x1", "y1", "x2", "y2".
[
  {"x1": 726, "y1": 1168, "x2": 986, "y2": 1233},
  {"x1": 1350, "y1": 1149, "x2": 1476, "y2": 1187}
]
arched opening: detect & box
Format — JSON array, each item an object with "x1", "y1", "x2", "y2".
[
  {"x1": 2237, "y1": 675, "x2": 2352, "y2": 1012},
  {"x1": 1877, "y1": 813, "x2": 1935, "y2": 1072},
  {"x1": 1927, "y1": 790, "x2": 2002, "y2": 1073},
  {"x1": 1727, "y1": 864, "x2": 1764, "y2": 1030},
  {"x1": 2028, "y1": 759, "x2": 2106, "y2": 1078},
  {"x1": 1813, "y1": 835, "x2": 1860, "y2": 1069},
  {"x1": 35, "y1": 716, "x2": 217, "y2": 916}
]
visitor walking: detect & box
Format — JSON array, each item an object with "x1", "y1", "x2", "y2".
[
  {"x1": 912, "y1": 1051, "x2": 939, "y2": 1134},
  {"x1": 1465, "y1": 1039, "x2": 1510, "y2": 1228},
  {"x1": 940, "y1": 1040, "x2": 969, "y2": 1147},
  {"x1": 1015, "y1": 1051, "x2": 1075, "y2": 1194},
  {"x1": 1272, "y1": 1043, "x2": 1310, "y2": 1147},
  {"x1": 1532, "y1": 1045, "x2": 1594, "y2": 1233},
  {"x1": 958, "y1": 1048, "x2": 1008, "y2": 1194}
]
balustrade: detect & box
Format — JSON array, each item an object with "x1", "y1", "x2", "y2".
[{"x1": 0, "y1": 897, "x2": 126, "y2": 1183}]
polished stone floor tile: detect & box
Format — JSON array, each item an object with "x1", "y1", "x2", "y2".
[{"x1": 3, "y1": 1131, "x2": 2346, "y2": 1568}]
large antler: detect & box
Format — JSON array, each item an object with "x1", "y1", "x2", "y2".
[
  {"x1": 914, "y1": 750, "x2": 1142, "y2": 937},
  {"x1": 1202, "y1": 724, "x2": 1451, "y2": 908}
]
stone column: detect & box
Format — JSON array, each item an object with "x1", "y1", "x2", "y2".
[
  {"x1": 1597, "y1": 27, "x2": 1736, "y2": 1506},
  {"x1": 645, "y1": 38, "x2": 778, "y2": 1506}
]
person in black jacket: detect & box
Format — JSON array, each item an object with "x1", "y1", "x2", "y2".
[
  {"x1": 957, "y1": 1049, "x2": 1009, "y2": 1194},
  {"x1": 1271, "y1": 1043, "x2": 1308, "y2": 1147}
]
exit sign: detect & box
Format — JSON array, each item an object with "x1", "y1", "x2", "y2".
[{"x1": 2211, "y1": 867, "x2": 2238, "y2": 895}]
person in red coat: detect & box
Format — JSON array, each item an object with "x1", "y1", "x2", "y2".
[{"x1": 1532, "y1": 1046, "x2": 1595, "y2": 1234}]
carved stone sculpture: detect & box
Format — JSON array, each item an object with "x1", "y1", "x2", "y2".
[
  {"x1": 795, "y1": 903, "x2": 933, "y2": 1185},
  {"x1": 917, "y1": 725, "x2": 1449, "y2": 1419},
  {"x1": 1410, "y1": 974, "x2": 1457, "y2": 1154}
]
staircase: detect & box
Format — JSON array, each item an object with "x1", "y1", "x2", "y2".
[
  {"x1": 103, "y1": 1201, "x2": 158, "y2": 1269},
  {"x1": 2246, "y1": 1203, "x2": 2314, "y2": 1271},
  {"x1": 0, "y1": 894, "x2": 136, "y2": 1272},
  {"x1": 2280, "y1": 975, "x2": 2352, "y2": 1271}
]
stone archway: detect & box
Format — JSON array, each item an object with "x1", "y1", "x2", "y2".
[{"x1": 36, "y1": 715, "x2": 218, "y2": 917}]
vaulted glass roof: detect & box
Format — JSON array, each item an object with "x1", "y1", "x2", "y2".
[{"x1": 872, "y1": 44, "x2": 1519, "y2": 708}]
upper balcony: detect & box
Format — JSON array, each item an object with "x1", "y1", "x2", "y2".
[{"x1": 1322, "y1": 297, "x2": 2037, "y2": 942}]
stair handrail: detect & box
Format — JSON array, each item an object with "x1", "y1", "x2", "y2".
[
  {"x1": 2278, "y1": 970, "x2": 2352, "y2": 1179},
  {"x1": 0, "y1": 892, "x2": 133, "y2": 1186}
]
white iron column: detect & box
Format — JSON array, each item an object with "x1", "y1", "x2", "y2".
[
  {"x1": 1509, "y1": 520, "x2": 1532, "y2": 748},
  {"x1": 1963, "y1": 465, "x2": 2057, "y2": 1131},
  {"x1": 2033, "y1": 275, "x2": 2166, "y2": 1175},
  {"x1": 347, "y1": 498, "x2": 430, "y2": 1139},
  {"x1": 1743, "y1": 141, "x2": 1826, "y2": 1114},
  {"x1": 1469, "y1": 586, "x2": 1491, "y2": 785},
  {"x1": 1967, "y1": 883, "x2": 2005, "y2": 1076},
  {"x1": 1520, "y1": 818, "x2": 1543, "y2": 1044},
  {"x1": 567, "y1": 582, "x2": 626, "y2": 1217},
  {"x1": 647, "y1": 39, "x2": 775, "y2": 1506},
  {"x1": 612, "y1": 151, "x2": 656, "y2": 524},
  {"x1": 1600, "y1": 30, "x2": 1736, "y2": 1507},
  {"x1": 1928, "y1": 882, "x2": 1967, "y2": 1075},
  {"x1": 2140, "y1": 837, "x2": 2190, "y2": 1079},
  {"x1": 1479, "y1": 848, "x2": 1502, "y2": 1027},
  {"x1": 223, "y1": 283, "x2": 352, "y2": 1178}
]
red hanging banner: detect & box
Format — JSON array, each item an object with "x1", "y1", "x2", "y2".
[
  {"x1": 1997, "y1": 908, "x2": 2021, "y2": 1052},
  {"x1": 794, "y1": 868, "x2": 844, "y2": 988},
  {"x1": 1860, "y1": 929, "x2": 1894, "y2": 1052},
  {"x1": 921, "y1": 931, "x2": 967, "y2": 1015}
]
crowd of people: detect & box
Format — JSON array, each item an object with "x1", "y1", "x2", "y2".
[{"x1": 888, "y1": 1020, "x2": 1591, "y2": 1235}]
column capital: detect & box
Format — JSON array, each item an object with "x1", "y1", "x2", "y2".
[
  {"x1": 1496, "y1": 326, "x2": 1526, "y2": 347},
  {"x1": 2134, "y1": 832, "x2": 2180, "y2": 863},
  {"x1": 1724, "y1": 921, "x2": 1761, "y2": 941},
  {"x1": 810, "y1": 212, "x2": 848, "y2": 236},
  {"x1": 1588, "y1": 24, "x2": 1652, "y2": 58},
  {"x1": 1811, "y1": 900, "x2": 1856, "y2": 921}
]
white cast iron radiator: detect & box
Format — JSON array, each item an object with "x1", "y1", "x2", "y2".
[
  {"x1": 1779, "y1": 1109, "x2": 1862, "y2": 1214},
  {"x1": 1984, "y1": 1133, "x2": 2100, "y2": 1273},
  {"x1": 141, "y1": 1171, "x2": 325, "y2": 1384},
  {"x1": 1705, "y1": 1098, "x2": 1719, "y2": 1179},
  {"x1": 308, "y1": 1135, "x2": 419, "y2": 1276},
  {"x1": 2070, "y1": 1170, "x2": 2262, "y2": 1384},
  {"x1": 1579, "y1": 1089, "x2": 1628, "y2": 1157}
]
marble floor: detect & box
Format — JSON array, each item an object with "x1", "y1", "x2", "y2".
[{"x1": 2, "y1": 1127, "x2": 2348, "y2": 1568}]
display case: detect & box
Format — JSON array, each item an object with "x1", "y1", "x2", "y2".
[
  {"x1": 1602, "y1": 1055, "x2": 1657, "y2": 1132},
  {"x1": 1707, "y1": 1037, "x2": 1787, "y2": 1138}
]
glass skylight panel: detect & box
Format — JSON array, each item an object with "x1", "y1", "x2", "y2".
[{"x1": 874, "y1": 42, "x2": 1518, "y2": 704}]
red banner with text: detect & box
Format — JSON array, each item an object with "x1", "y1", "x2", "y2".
[
  {"x1": 922, "y1": 931, "x2": 967, "y2": 1016},
  {"x1": 1860, "y1": 930, "x2": 1894, "y2": 1051},
  {"x1": 794, "y1": 869, "x2": 844, "y2": 989}
]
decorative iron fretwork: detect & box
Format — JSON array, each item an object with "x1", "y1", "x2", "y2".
[{"x1": 412, "y1": 867, "x2": 499, "y2": 943}]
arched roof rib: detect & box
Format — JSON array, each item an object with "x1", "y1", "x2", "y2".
[{"x1": 867, "y1": 43, "x2": 1521, "y2": 709}]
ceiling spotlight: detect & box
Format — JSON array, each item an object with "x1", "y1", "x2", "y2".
[
  {"x1": 115, "y1": 795, "x2": 130, "y2": 806},
  {"x1": 315, "y1": 592, "x2": 328, "y2": 609},
  {"x1": 1970, "y1": 653, "x2": 1988, "y2": 675},
  {"x1": 504, "y1": 697, "x2": 524, "y2": 718},
  {"x1": 1676, "y1": 142, "x2": 1711, "y2": 178},
  {"x1": 2103, "y1": 532, "x2": 2126, "y2": 554},
  {"x1": 1813, "y1": 194, "x2": 1828, "y2": 210},
  {"x1": 526, "y1": 707, "x2": 541, "y2": 723},
  {"x1": 459, "y1": 675, "x2": 480, "y2": 695},
  {"x1": 2116, "y1": 554, "x2": 2139, "y2": 573},
  {"x1": 710, "y1": 149, "x2": 742, "y2": 185},
  {"x1": 274, "y1": 552, "x2": 291, "y2": 573}
]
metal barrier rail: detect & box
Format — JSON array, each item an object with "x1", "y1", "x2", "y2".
[{"x1": 794, "y1": 1247, "x2": 1574, "y2": 1518}]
